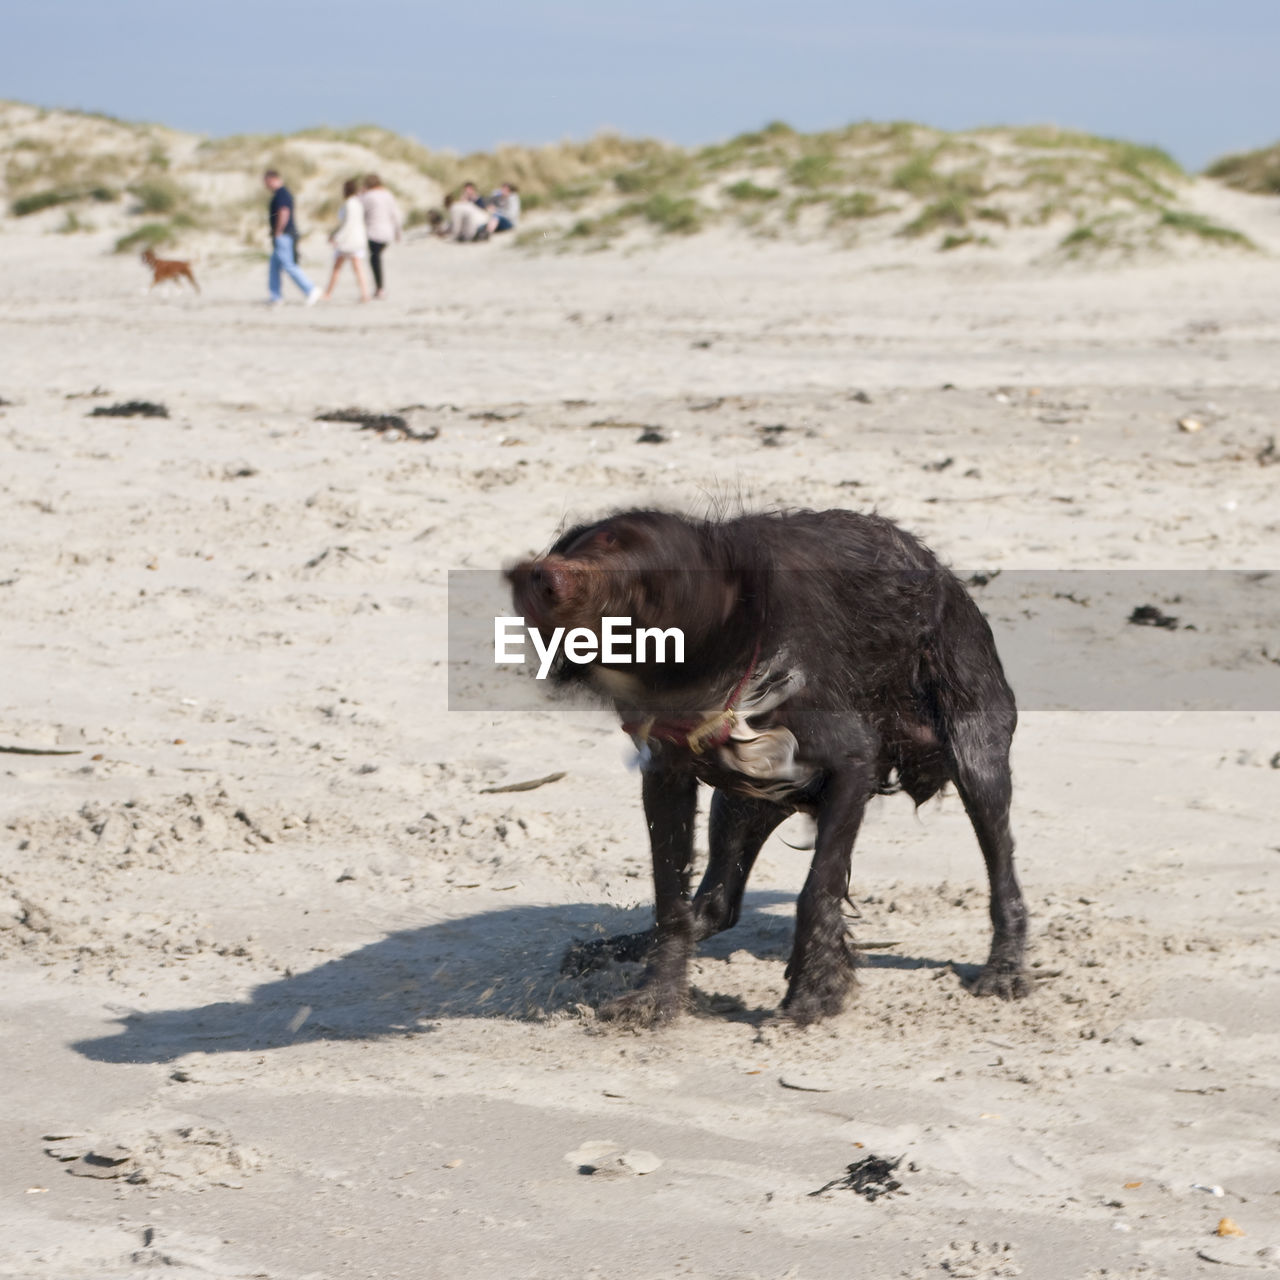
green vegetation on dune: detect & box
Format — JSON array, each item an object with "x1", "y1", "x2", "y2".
[
  {"x1": 130, "y1": 175, "x2": 188, "y2": 215},
  {"x1": 194, "y1": 134, "x2": 319, "y2": 181},
  {"x1": 900, "y1": 195, "x2": 970, "y2": 238},
  {"x1": 1057, "y1": 205, "x2": 1256, "y2": 259},
  {"x1": 613, "y1": 150, "x2": 697, "y2": 195},
  {"x1": 0, "y1": 101, "x2": 1265, "y2": 260},
  {"x1": 114, "y1": 221, "x2": 178, "y2": 253},
  {"x1": 1205, "y1": 141, "x2": 1280, "y2": 195},
  {"x1": 788, "y1": 151, "x2": 843, "y2": 188},
  {"x1": 1157, "y1": 208, "x2": 1256, "y2": 249},
  {"x1": 828, "y1": 191, "x2": 888, "y2": 221},
  {"x1": 627, "y1": 193, "x2": 704, "y2": 233},
  {"x1": 1010, "y1": 126, "x2": 1182, "y2": 179},
  {"x1": 724, "y1": 179, "x2": 780, "y2": 203},
  {"x1": 11, "y1": 186, "x2": 117, "y2": 216}
]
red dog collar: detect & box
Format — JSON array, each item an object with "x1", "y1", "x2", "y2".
[{"x1": 621, "y1": 642, "x2": 760, "y2": 756}]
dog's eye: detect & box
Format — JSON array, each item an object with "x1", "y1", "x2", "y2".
[{"x1": 592, "y1": 530, "x2": 619, "y2": 549}]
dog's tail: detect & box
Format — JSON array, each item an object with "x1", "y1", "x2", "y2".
[
  {"x1": 186, "y1": 269, "x2": 200, "y2": 294},
  {"x1": 927, "y1": 577, "x2": 1017, "y2": 740}
]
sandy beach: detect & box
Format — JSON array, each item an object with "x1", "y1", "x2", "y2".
[{"x1": 2, "y1": 161, "x2": 1280, "y2": 1280}]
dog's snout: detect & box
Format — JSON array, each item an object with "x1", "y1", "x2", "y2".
[
  {"x1": 526, "y1": 559, "x2": 569, "y2": 603},
  {"x1": 529, "y1": 560, "x2": 570, "y2": 599},
  {"x1": 511, "y1": 557, "x2": 573, "y2": 624}
]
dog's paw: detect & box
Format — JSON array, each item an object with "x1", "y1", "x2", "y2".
[
  {"x1": 969, "y1": 965, "x2": 1031, "y2": 1000},
  {"x1": 597, "y1": 984, "x2": 684, "y2": 1028},
  {"x1": 781, "y1": 966, "x2": 855, "y2": 1026}
]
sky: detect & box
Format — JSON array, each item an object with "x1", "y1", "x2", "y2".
[{"x1": 3, "y1": 0, "x2": 1277, "y2": 170}]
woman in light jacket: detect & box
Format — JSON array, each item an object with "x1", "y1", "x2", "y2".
[
  {"x1": 361, "y1": 174, "x2": 402, "y2": 299},
  {"x1": 322, "y1": 178, "x2": 371, "y2": 302}
]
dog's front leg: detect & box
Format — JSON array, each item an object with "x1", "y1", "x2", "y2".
[
  {"x1": 599, "y1": 763, "x2": 698, "y2": 1025},
  {"x1": 692, "y1": 790, "x2": 789, "y2": 941},
  {"x1": 782, "y1": 766, "x2": 870, "y2": 1025}
]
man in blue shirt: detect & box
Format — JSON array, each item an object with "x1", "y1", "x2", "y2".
[{"x1": 263, "y1": 170, "x2": 321, "y2": 305}]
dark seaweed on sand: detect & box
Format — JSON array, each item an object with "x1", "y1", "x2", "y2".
[
  {"x1": 1128, "y1": 604, "x2": 1179, "y2": 629},
  {"x1": 809, "y1": 1154, "x2": 907, "y2": 1201},
  {"x1": 315, "y1": 408, "x2": 439, "y2": 442},
  {"x1": 316, "y1": 408, "x2": 407, "y2": 431},
  {"x1": 89, "y1": 400, "x2": 169, "y2": 419}
]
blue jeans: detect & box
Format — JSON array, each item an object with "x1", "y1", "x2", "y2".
[{"x1": 268, "y1": 234, "x2": 315, "y2": 300}]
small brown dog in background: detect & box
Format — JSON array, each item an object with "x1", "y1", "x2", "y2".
[{"x1": 141, "y1": 248, "x2": 199, "y2": 293}]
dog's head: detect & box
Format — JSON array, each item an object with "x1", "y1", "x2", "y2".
[
  {"x1": 140, "y1": 249, "x2": 157, "y2": 266},
  {"x1": 507, "y1": 510, "x2": 751, "y2": 689}
]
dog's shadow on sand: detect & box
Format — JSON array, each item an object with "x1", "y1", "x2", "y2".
[{"x1": 73, "y1": 894, "x2": 957, "y2": 1065}]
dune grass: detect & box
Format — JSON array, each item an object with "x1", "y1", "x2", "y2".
[
  {"x1": 194, "y1": 135, "x2": 318, "y2": 182},
  {"x1": 0, "y1": 102, "x2": 1263, "y2": 260},
  {"x1": 57, "y1": 209, "x2": 92, "y2": 234},
  {"x1": 828, "y1": 191, "x2": 888, "y2": 221},
  {"x1": 789, "y1": 152, "x2": 842, "y2": 188},
  {"x1": 11, "y1": 184, "x2": 117, "y2": 216},
  {"x1": 130, "y1": 175, "x2": 188, "y2": 215},
  {"x1": 419, "y1": 133, "x2": 669, "y2": 204},
  {"x1": 1060, "y1": 223, "x2": 1103, "y2": 254},
  {"x1": 900, "y1": 195, "x2": 971, "y2": 237},
  {"x1": 1158, "y1": 208, "x2": 1256, "y2": 248},
  {"x1": 725, "y1": 179, "x2": 781, "y2": 202},
  {"x1": 1205, "y1": 142, "x2": 1280, "y2": 195},
  {"x1": 6, "y1": 149, "x2": 128, "y2": 201},
  {"x1": 114, "y1": 221, "x2": 178, "y2": 253},
  {"x1": 11, "y1": 188, "x2": 78, "y2": 216},
  {"x1": 627, "y1": 193, "x2": 703, "y2": 233},
  {"x1": 940, "y1": 232, "x2": 993, "y2": 251}
]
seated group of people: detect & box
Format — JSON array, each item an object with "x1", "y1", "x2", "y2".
[{"x1": 435, "y1": 181, "x2": 521, "y2": 242}]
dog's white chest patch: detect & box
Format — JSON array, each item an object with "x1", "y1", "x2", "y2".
[{"x1": 716, "y1": 667, "x2": 818, "y2": 798}]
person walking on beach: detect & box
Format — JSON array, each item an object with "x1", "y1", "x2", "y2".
[
  {"x1": 360, "y1": 174, "x2": 402, "y2": 299},
  {"x1": 322, "y1": 179, "x2": 372, "y2": 302},
  {"x1": 263, "y1": 170, "x2": 321, "y2": 305}
]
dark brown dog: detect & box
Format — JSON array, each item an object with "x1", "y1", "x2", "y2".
[
  {"x1": 508, "y1": 508, "x2": 1029, "y2": 1025},
  {"x1": 141, "y1": 248, "x2": 199, "y2": 293}
]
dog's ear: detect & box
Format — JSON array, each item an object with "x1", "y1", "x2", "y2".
[
  {"x1": 719, "y1": 573, "x2": 741, "y2": 623},
  {"x1": 723, "y1": 562, "x2": 769, "y2": 634}
]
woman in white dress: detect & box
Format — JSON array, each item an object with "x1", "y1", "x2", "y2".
[{"x1": 322, "y1": 179, "x2": 372, "y2": 302}]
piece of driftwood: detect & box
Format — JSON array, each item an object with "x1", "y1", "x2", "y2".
[{"x1": 479, "y1": 771, "x2": 567, "y2": 794}]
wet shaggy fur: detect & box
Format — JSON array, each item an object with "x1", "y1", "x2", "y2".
[{"x1": 508, "y1": 508, "x2": 1029, "y2": 1025}]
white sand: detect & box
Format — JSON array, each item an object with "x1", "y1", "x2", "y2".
[{"x1": 1, "y1": 203, "x2": 1279, "y2": 1279}]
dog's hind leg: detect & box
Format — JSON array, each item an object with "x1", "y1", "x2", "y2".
[
  {"x1": 692, "y1": 790, "x2": 788, "y2": 941},
  {"x1": 949, "y1": 716, "x2": 1029, "y2": 998},
  {"x1": 185, "y1": 269, "x2": 200, "y2": 293}
]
